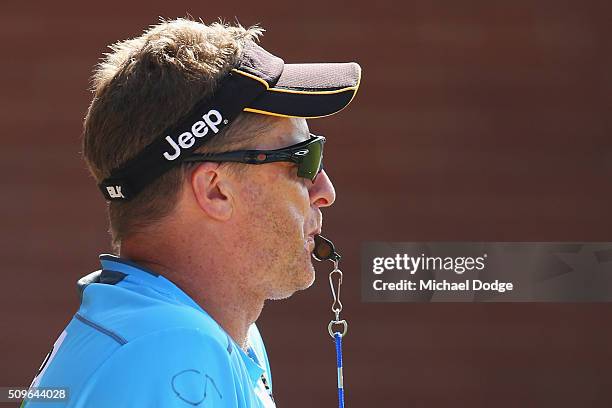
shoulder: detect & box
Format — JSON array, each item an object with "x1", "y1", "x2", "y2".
[
  {"x1": 100, "y1": 326, "x2": 232, "y2": 367},
  {"x1": 79, "y1": 283, "x2": 232, "y2": 350}
]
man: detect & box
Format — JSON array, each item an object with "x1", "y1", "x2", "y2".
[{"x1": 25, "y1": 18, "x2": 360, "y2": 407}]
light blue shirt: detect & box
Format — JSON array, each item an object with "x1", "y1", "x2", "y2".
[{"x1": 24, "y1": 255, "x2": 275, "y2": 408}]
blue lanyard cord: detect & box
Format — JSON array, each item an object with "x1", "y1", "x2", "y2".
[
  {"x1": 318, "y1": 244, "x2": 345, "y2": 408},
  {"x1": 334, "y1": 332, "x2": 345, "y2": 408}
]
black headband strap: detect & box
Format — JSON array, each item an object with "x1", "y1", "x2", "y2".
[{"x1": 98, "y1": 70, "x2": 268, "y2": 201}]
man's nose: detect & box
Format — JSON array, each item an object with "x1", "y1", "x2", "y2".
[{"x1": 309, "y1": 169, "x2": 336, "y2": 207}]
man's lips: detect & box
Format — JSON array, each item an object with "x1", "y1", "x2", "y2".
[{"x1": 306, "y1": 228, "x2": 321, "y2": 251}]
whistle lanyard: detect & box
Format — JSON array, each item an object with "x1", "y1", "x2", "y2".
[
  {"x1": 313, "y1": 235, "x2": 347, "y2": 408},
  {"x1": 328, "y1": 259, "x2": 347, "y2": 408}
]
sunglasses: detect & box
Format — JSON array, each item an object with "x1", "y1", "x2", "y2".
[{"x1": 182, "y1": 134, "x2": 326, "y2": 182}]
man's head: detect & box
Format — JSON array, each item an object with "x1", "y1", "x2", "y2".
[
  {"x1": 83, "y1": 18, "x2": 359, "y2": 299},
  {"x1": 83, "y1": 18, "x2": 270, "y2": 251}
]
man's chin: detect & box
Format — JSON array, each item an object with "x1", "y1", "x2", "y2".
[
  {"x1": 297, "y1": 267, "x2": 316, "y2": 291},
  {"x1": 268, "y1": 264, "x2": 315, "y2": 300}
]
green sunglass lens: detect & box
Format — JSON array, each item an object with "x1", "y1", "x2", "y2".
[{"x1": 297, "y1": 140, "x2": 323, "y2": 181}]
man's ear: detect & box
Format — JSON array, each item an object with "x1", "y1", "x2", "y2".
[{"x1": 190, "y1": 162, "x2": 234, "y2": 221}]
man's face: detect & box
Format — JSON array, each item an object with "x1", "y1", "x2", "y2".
[{"x1": 228, "y1": 118, "x2": 336, "y2": 300}]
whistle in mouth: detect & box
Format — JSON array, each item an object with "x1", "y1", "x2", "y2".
[{"x1": 312, "y1": 235, "x2": 341, "y2": 262}]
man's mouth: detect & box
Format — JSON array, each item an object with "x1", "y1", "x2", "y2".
[
  {"x1": 307, "y1": 228, "x2": 322, "y2": 239},
  {"x1": 306, "y1": 228, "x2": 321, "y2": 251}
]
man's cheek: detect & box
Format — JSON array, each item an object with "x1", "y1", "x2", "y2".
[{"x1": 238, "y1": 179, "x2": 264, "y2": 202}]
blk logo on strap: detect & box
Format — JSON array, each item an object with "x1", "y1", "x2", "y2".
[{"x1": 106, "y1": 186, "x2": 125, "y2": 199}]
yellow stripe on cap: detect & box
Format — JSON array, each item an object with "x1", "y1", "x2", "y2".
[
  {"x1": 266, "y1": 84, "x2": 359, "y2": 95},
  {"x1": 242, "y1": 107, "x2": 341, "y2": 119},
  {"x1": 231, "y1": 68, "x2": 270, "y2": 89}
]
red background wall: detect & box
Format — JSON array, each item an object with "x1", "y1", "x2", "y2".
[{"x1": 1, "y1": 1, "x2": 611, "y2": 407}]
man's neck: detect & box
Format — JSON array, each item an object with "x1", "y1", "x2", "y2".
[
  {"x1": 121, "y1": 236, "x2": 264, "y2": 350},
  {"x1": 172, "y1": 267, "x2": 265, "y2": 351}
]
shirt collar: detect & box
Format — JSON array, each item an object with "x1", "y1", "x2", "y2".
[
  {"x1": 98, "y1": 254, "x2": 265, "y2": 385},
  {"x1": 99, "y1": 254, "x2": 204, "y2": 311},
  {"x1": 238, "y1": 344, "x2": 266, "y2": 385}
]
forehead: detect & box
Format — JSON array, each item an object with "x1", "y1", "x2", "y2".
[{"x1": 254, "y1": 117, "x2": 310, "y2": 150}]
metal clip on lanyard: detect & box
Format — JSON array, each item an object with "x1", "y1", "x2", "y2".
[{"x1": 313, "y1": 235, "x2": 347, "y2": 408}]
